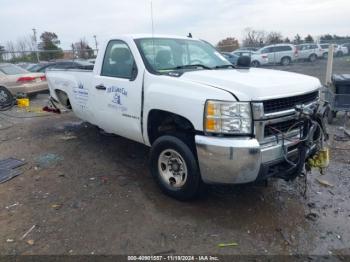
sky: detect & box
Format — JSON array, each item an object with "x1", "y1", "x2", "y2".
[{"x1": 0, "y1": 0, "x2": 349, "y2": 50}]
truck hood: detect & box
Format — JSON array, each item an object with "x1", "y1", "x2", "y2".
[{"x1": 180, "y1": 68, "x2": 321, "y2": 101}]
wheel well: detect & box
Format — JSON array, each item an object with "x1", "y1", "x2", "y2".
[
  {"x1": 55, "y1": 89, "x2": 71, "y2": 109},
  {"x1": 147, "y1": 110, "x2": 195, "y2": 145}
]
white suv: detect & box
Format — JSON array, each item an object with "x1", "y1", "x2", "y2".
[
  {"x1": 258, "y1": 44, "x2": 298, "y2": 66},
  {"x1": 296, "y1": 43, "x2": 322, "y2": 62}
]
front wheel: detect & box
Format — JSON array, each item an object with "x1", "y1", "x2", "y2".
[
  {"x1": 281, "y1": 57, "x2": 291, "y2": 66},
  {"x1": 150, "y1": 135, "x2": 203, "y2": 201}
]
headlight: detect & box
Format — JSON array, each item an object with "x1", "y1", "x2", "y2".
[{"x1": 204, "y1": 100, "x2": 252, "y2": 134}]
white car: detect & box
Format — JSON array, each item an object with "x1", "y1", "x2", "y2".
[
  {"x1": 335, "y1": 44, "x2": 348, "y2": 56},
  {"x1": 319, "y1": 43, "x2": 348, "y2": 58},
  {"x1": 257, "y1": 44, "x2": 298, "y2": 66},
  {"x1": 296, "y1": 44, "x2": 323, "y2": 61},
  {"x1": 46, "y1": 34, "x2": 326, "y2": 200},
  {"x1": 231, "y1": 50, "x2": 269, "y2": 67}
]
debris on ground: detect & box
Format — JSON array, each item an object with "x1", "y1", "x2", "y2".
[
  {"x1": 0, "y1": 158, "x2": 26, "y2": 183},
  {"x1": 20, "y1": 225, "x2": 36, "y2": 240},
  {"x1": 51, "y1": 204, "x2": 62, "y2": 210},
  {"x1": 316, "y1": 177, "x2": 334, "y2": 187},
  {"x1": 218, "y1": 242, "x2": 239, "y2": 248},
  {"x1": 276, "y1": 228, "x2": 292, "y2": 245},
  {"x1": 59, "y1": 133, "x2": 77, "y2": 141},
  {"x1": 305, "y1": 212, "x2": 319, "y2": 222},
  {"x1": 5, "y1": 202, "x2": 19, "y2": 210},
  {"x1": 36, "y1": 153, "x2": 63, "y2": 168},
  {"x1": 6, "y1": 239, "x2": 14, "y2": 243},
  {"x1": 26, "y1": 239, "x2": 34, "y2": 245}
]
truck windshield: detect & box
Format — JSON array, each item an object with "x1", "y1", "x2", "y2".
[{"x1": 135, "y1": 38, "x2": 232, "y2": 74}]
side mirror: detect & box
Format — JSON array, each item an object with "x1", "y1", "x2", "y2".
[
  {"x1": 236, "y1": 56, "x2": 251, "y2": 68},
  {"x1": 130, "y1": 62, "x2": 138, "y2": 81}
]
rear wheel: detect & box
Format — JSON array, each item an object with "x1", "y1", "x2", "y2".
[
  {"x1": 309, "y1": 54, "x2": 317, "y2": 62},
  {"x1": 251, "y1": 60, "x2": 260, "y2": 67},
  {"x1": 337, "y1": 51, "x2": 343, "y2": 57},
  {"x1": 281, "y1": 57, "x2": 291, "y2": 66},
  {"x1": 150, "y1": 135, "x2": 203, "y2": 201},
  {"x1": 0, "y1": 86, "x2": 14, "y2": 110},
  {"x1": 323, "y1": 52, "x2": 328, "y2": 59}
]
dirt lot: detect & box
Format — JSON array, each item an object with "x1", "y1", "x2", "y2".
[{"x1": 0, "y1": 58, "x2": 350, "y2": 258}]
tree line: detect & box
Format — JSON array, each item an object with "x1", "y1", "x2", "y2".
[
  {"x1": 216, "y1": 27, "x2": 350, "y2": 52},
  {"x1": 0, "y1": 31, "x2": 95, "y2": 62}
]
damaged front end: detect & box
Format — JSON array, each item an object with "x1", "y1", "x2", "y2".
[{"x1": 259, "y1": 102, "x2": 330, "y2": 181}]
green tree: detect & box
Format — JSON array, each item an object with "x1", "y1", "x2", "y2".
[
  {"x1": 39, "y1": 31, "x2": 63, "y2": 61},
  {"x1": 304, "y1": 34, "x2": 314, "y2": 43}
]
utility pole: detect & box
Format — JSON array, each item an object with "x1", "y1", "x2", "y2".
[
  {"x1": 93, "y1": 35, "x2": 98, "y2": 56},
  {"x1": 32, "y1": 28, "x2": 40, "y2": 63}
]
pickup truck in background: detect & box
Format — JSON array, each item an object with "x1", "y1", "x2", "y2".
[{"x1": 47, "y1": 35, "x2": 327, "y2": 200}]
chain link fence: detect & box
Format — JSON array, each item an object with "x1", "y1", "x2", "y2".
[{"x1": 0, "y1": 49, "x2": 98, "y2": 64}]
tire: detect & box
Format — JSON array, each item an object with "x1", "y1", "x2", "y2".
[
  {"x1": 150, "y1": 135, "x2": 203, "y2": 201},
  {"x1": 0, "y1": 86, "x2": 14, "y2": 110},
  {"x1": 326, "y1": 108, "x2": 334, "y2": 125},
  {"x1": 281, "y1": 56, "x2": 291, "y2": 66},
  {"x1": 309, "y1": 54, "x2": 317, "y2": 62},
  {"x1": 337, "y1": 51, "x2": 343, "y2": 57},
  {"x1": 251, "y1": 60, "x2": 260, "y2": 67},
  {"x1": 323, "y1": 52, "x2": 328, "y2": 59}
]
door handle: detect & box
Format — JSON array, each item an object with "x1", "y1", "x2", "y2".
[{"x1": 95, "y1": 84, "x2": 106, "y2": 90}]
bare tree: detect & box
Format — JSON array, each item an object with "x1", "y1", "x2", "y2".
[
  {"x1": 73, "y1": 38, "x2": 94, "y2": 59},
  {"x1": 242, "y1": 27, "x2": 266, "y2": 48},
  {"x1": 5, "y1": 41, "x2": 16, "y2": 60},
  {"x1": 265, "y1": 31, "x2": 283, "y2": 45}
]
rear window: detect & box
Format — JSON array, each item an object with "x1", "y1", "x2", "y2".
[{"x1": 0, "y1": 64, "x2": 28, "y2": 75}]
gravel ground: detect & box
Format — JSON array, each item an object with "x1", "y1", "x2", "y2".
[{"x1": 0, "y1": 59, "x2": 349, "y2": 259}]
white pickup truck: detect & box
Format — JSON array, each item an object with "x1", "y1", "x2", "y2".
[{"x1": 47, "y1": 34, "x2": 327, "y2": 200}]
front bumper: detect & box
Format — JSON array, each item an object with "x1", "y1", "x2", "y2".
[{"x1": 195, "y1": 135, "x2": 310, "y2": 184}]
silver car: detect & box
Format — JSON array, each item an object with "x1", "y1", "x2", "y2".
[
  {"x1": 296, "y1": 43, "x2": 323, "y2": 61},
  {"x1": 0, "y1": 63, "x2": 48, "y2": 104},
  {"x1": 257, "y1": 44, "x2": 298, "y2": 66}
]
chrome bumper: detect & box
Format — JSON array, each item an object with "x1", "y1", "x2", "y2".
[{"x1": 195, "y1": 135, "x2": 303, "y2": 184}]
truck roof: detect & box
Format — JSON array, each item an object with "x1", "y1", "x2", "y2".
[{"x1": 110, "y1": 34, "x2": 198, "y2": 41}]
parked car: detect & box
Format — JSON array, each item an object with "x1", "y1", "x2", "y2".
[
  {"x1": 17, "y1": 62, "x2": 37, "y2": 70},
  {"x1": 0, "y1": 63, "x2": 48, "y2": 103},
  {"x1": 231, "y1": 50, "x2": 268, "y2": 67},
  {"x1": 335, "y1": 44, "x2": 348, "y2": 56},
  {"x1": 28, "y1": 60, "x2": 94, "y2": 73},
  {"x1": 340, "y1": 43, "x2": 350, "y2": 55},
  {"x1": 221, "y1": 52, "x2": 239, "y2": 65},
  {"x1": 46, "y1": 35, "x2": 326, "y2": 200},
  {"x1": 296, "y1": 44, "x2": 322, "y2": 62},
  {"x1": 257, "y1": 44, "x2": 298, "y2": 66}
]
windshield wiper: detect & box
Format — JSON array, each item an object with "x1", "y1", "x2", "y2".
[
  {"x1": 213, "y1": 64, "x2": 235, "y2": 69},
  {"x1": 161, "y1": 64, "x2": 212, "y2": 71}
]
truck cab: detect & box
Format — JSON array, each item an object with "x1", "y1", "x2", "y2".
[{"x1": 47, "y1": 35, "x2": 326, "y2": 200}]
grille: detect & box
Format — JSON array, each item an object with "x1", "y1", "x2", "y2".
[
  {"x1": 264, "y1": 119, "x2": 302, "y2": 137},
  {"x1": 263, "y1": 91, "x2": 318, "y2": 114}
]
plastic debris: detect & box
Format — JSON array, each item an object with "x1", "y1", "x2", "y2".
[
  {"x1": 26, "y1": 239, "x2": 34, "y2": 245},
  {"x1": 51, "y1": 204, "x2": 62, "y2": 210},
  {"x1": 21, "y1": 225, "x2": 36, "y2": 240},
  {"x1": 218, "y1": 242, "x2": 238, "y2": 248},
  {"x1": 316, "y1": 178, "x2": 334, "y2": 187},
  {"x1": 6, "y1": 239, "x2": 14, "y2": 243}
]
